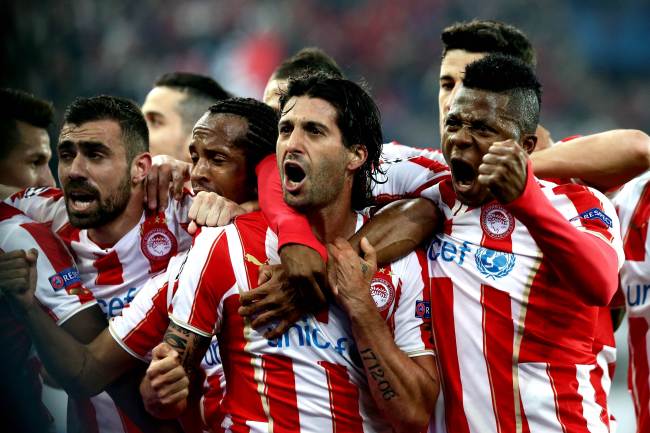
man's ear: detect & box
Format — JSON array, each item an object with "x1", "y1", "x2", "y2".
[
  {"x1": 347, "y1": 144, "x2": 368, "y2": 171},
  {"x1": 131, "y1": 152, "x2": 152, "y2": 184},
  {"x1": 522, "y1": 134, "x2": 537, "y2": 155}
]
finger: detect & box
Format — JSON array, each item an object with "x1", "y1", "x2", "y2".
[
  {"x1": 264, "y1": 319, "x2": 291, "y2": 339},
  {"x1": 0, "y1": 250, "x2": 29, "y2": 260},
  {"x1": 205, "y1": 205, "x2": 223, "y2": 228},
  {"x1": 26, "y1": 248, "x2": 39, "y2": 263},
  {"x1": 150, "y1": 367, "x2": 188, "y2": 391},
  {"x1": 0, "y1": 257, "x2": 31, "y2": 272},
  {"x1": 160, "y1": 388, "x2": 189, "y2": 406},
  {"x1": 146, "y1": 165, "x2": 159, "y2": 210},
  {"x1": 239, "y1": 293, "x2": 280, "y2": 318},
  {"x1": 151, "y1": 342, "x2": 175, "y2": 361},
  {"x1": 239, "y1": 285, "x2": 270, "y2": 305},
  {"x1": 187, "y1": 194, "x2": 202, "y2": 221},
  {"x1": 360, "y1": 237, "x2": 377, "y2": 267},
  {"x1": 194, "y1": 197, "x2": 213, "y2": 227},
  {"x1": 477, "y1": 173, "x2": 498, "y2": 186},
  {"x1": 250, "y1": 309, "x2": 284, "y2": 329},
  {"x1": 257, "y1": 265, "x2": 273, "y2": 285},
  {"x1": 157, "y1": 165, "x2": 172, "y2": 212},
  {"x1": 216, "y1": 204, "x2": 236, "y2": 226},
  {"x1": 171, "y1": 169, "x2": 185, "y2": 202},
  {"x1": 187, "y1": 220, "x2": 198, "y2": 235}
]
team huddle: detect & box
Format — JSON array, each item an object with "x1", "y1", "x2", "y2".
[{"x1": 0, "y1": 19, "x2": 649, "y2": 433}]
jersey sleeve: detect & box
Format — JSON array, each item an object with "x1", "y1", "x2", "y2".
[
  {"x1": 169, "y1": 227, "x2": 235, "y2": 337},
  {"x1": 108, "y1": 268, "x2": 173, "y2": 362},
  {"x1": 0, "y1": 205, "x2": 96, "y2": 325},
  {"x1": 390, "y1": 249, "x2": 434, "y2": 357},
  {"x1": 372, "y1": 155, "x2": 450, "y2": 205},
  {"x1": 256, "y1": 154, "x2": 328, "y2": 261},
  {"x1": 166, "y1": 188, "x2": 194, "y2": 252},
  {"x1": 4, "y1": 187, "x2": 68, "y2": 228}
]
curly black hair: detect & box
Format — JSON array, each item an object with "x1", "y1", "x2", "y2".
[{"x1": 279, "y1": 74, "x2": 383, "y2": 210}]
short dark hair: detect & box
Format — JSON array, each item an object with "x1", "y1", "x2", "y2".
[
  {"x1": 0, "y1": 88, "x2": 54, "y2": 158},
  {"x1": 441, "y1": 20, "x2": 536, "y2": 67},
  {"x1": 463, "y1": 54, "x2": 542, "y2": 134},
  {"x1": 64, "y1": 95, "x2": 149, "y2": 163},
  {"x1": 272, "y1": 47, "x2": 344, "y2": 80},
  {"x1": 154, "y1": 72, "x2": 232, "y2": 135},
  {"x1": 279, "y1": 74, "x2": 383, "y2": 210},
  {"x1": 207, "y1": 97, "x2": 279, "y2": 189}
]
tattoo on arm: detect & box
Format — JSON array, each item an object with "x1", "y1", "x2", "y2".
[
  {"x1": 163, "y1": 322, "x2": 210, "y2": 383},
  {"x1": 360, "y1": 348, "x2": 397, "y2": 400}
]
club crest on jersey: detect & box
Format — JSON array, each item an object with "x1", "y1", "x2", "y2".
[
  {"x1": 141, "y1": 227, "x2": 177, "y2": 261},
  {"x1": 370, "y1": 274, "x2": 395, "y2": 312},
  {"x1": 480, "y1": 204, "x2": 515, "y2": 239},
  {"x1": 475, "y1": 247, "x2": 516, "y2": 279},
  {"x1": 48, "y1": 267, "x2": 81, "y2": 291}
]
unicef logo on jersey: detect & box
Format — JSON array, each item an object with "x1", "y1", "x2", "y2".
[{"x1": 475, "y1": 247, "x2": 515, "y2": 279}]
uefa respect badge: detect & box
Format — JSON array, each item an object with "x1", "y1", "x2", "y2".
[{"x1": 48, "y1": 267, "x2": 81, "y2": 291}]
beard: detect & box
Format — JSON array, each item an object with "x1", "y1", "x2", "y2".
[{"x1": 64, "y1": 175, "x2": 132, "y2": 229}]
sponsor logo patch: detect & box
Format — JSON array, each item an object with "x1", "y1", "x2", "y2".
[
  {"x1": 481, "y1": 204, "x2": 515, "y2": 239},
  {"x1": 141, "y1": 227, "x2": 177, "y2": 261},
  {"x1": 578, "y1": 207, "x2": 613, "y2": 228},
  {"x1": 415, "y1": 300, "x2": 431, "y2": 319},
  {"x1": 370, "y1": 274, "x2": 396, "y2": 312},
  {"x1": 48, "y1": 267, "x2": 81, "y2": 291},
  {"x1": 475, "y1": 247, "x2": 516, "y2": 279}
]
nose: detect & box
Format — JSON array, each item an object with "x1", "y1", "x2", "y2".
[
  {"x1": 447, "y1": 126, "x2": 473, "y2": 152},
  {"x1": 66, "y1": 154, "x2": 89, "y2": 180},
  {"x1": 190, "y1": 157, "x2": 209, "y2": 185},
  {"x1": 283, "y1": 128, "x2": 306, "y2": 155}
]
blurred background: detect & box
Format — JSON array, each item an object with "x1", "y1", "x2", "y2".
[{"x1": 2, "y1": 0, "x2": 647, "y2": 431}]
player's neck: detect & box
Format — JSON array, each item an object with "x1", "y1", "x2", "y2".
[
  {"x1": 87, "y1": 189, "x2": 146, "y2": 247},
  {"x1": 306, "y1": 192, "x2": 357, "y2": 245}
]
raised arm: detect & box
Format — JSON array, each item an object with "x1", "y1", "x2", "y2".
[{"x1": 530, "y1": 129, "x2": 650, "y2": 191}]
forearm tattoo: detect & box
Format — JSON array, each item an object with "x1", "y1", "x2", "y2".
[
  {"x1": 360, "y1": 348, "x2": 397, "y2": 400},
  {"x1": 163, "y1": 322, "x2": 209, "y2": 382}
]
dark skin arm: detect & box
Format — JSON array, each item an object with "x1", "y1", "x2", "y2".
[
  {"x1": 238, "y1": 198, "x2": 440, "y2": 338},
  {"x1": 0, "y1": 250, "x2": 183, "y2": 433}
]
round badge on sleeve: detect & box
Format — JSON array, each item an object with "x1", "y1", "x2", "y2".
[
  {"x1": 480, "y1": 204, "x2": 515, "y2": 240},
  {"x1": 141, "y1": 227, "x2": 177, "y2": 261},
  {"x1": 369, "y1": 275, "x2": 396, "y2": 312}
]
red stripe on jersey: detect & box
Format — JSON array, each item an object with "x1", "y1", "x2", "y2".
[
  {"x1": 21, "y1": 221, "x2": 94, "y2": 304},
  {"x1": 552, "y1": 183, "x2": 614, "y2": 243},
  {"x1": 629, "y1": 316, "x2": 650, "y2": 431},
  {"x1": 122, "y1": 283, "x2": 170, "y2": 357},
  {"x1": 439, "y1": 179, "x2": 456, "y2": 211},
  {"x1": 547, "y1": 364, "x2": 590, "y2": 433},
  {"x1": 203, "y1": 367, "x2": 225, "y2": 433},
  {"x1": 622, "y1": 181, "x2": 650, "y2": 261},
  {"x1": 262, "y1": 354, "x2": 300, "y2": 432},
  {"x1": 319, "y1": 361, "x2": 364, "y2": 433},
  {"x1": 38, "y1": 188, "x2": 64, "y2": 199},
  {"x1": 430, "y1": 277, "x2": 471, "y2": 433},
  {"x1": 481, "y1": 284, "x2": 516, "y2": 432},
  {"x1": 57, "y1": 223, "x2": 81, "y2": 253},
  {"x1": 589, "y1": 343, "x2": 610, "y2": 428},
  {"x1": 73, "y1": 398, "x2": 100, "y2": 433},
  {"x1": 93, "y1": 251, "x2": 124, "y2": 286},
  {"x1": 407, "y1": 156, "x2": 449, "y2": 174},
  {"x1": 518, "y1": 388, "x2": 531, "y2": 433},
  {"x1": 0, "y1": 202, "x2": 23, "y2": 221},
  {"x1": 219, "y1": 296, "x2": 266, "y2": 431}
]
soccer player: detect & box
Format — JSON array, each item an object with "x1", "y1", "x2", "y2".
[
  {"x1": 0, "y1": 98, "x2": 280, "y2": 433},
  {"x1": 405, "y1": 53, "x2": 622, "y2": 432},
  {"x1": 3, "y1": 95, "x2": 195, "y2": 433},
  {"x1": 153, "y1": 75, "x2": 438, "y2": 432},
  {"x1": 142, "y1": 72, "x2": 231, "y2": 162},
  {"x1": 612, "y1": 172, "x2": 650, "y2": 433},
  {"x1": 0, "y1": 88, "x2": 56, "y2": 188}
]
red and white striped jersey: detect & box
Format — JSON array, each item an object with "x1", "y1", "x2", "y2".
[
  {"x1": 420, "y1": 177, "x2": 623, "y2": 433},
  {"x1": 380, "y1": 141, "x2": 444, "y2": 164},
  {"x1": 612, "y1": 171, "x2": 650, "y2": 433},
  {"x1": 4, "y1": 186, "x2": 193, "y2": 433},
  {"x1": 0, "y1": 202, "x2": 96, "y2": 323},
  {"x1": 170, "y1": 211, "x2": 433, "y2": 433},
  {"x1": 109, "y1": 250, "x2": 225, "y2": 433}
]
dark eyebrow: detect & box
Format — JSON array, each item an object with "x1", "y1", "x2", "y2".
[
  {"x1": 58, "y1": 140, "x2": 111, "y2": 153},
  {"x1": 439, "y1": 74, "x2": 454, "y2": 82},
  {"x1": 304, "y1": 120, "x2": 329, "y2": 133}
]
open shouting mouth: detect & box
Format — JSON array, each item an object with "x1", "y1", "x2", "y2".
[{"x1": 283, "y1": 160, "x2": 307, "y2": 193}]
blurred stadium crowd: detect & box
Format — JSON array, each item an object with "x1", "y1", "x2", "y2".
[{"x1": 3, "y1": 0, "x2": 649, "y2": 149}]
